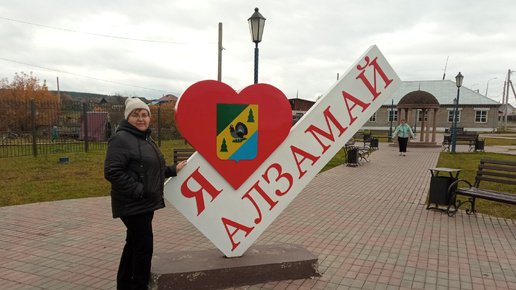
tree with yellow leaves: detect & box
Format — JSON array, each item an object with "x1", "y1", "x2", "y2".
[{"x1": 0, "y1": 72, "x2": 59, "y2": 131}]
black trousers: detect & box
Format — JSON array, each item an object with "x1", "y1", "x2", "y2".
[
  {"x1": 118, "y1": 211, "x2": 154, "y2": 290},
  {"x1": 398, "y1": 137, "x2": 408, "y2": 152}
]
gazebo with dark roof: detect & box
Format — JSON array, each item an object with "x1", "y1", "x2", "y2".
[{"x1": 396, "y1": 90, "x2": 440, "y2": 147}]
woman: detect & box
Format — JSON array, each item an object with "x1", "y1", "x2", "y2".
[
  {"x1": 104, "y1": 97, "x2": 186, "y2": 289},
  {"x1": 393, "y1": 118, "x2": 414, "y2": 156}
]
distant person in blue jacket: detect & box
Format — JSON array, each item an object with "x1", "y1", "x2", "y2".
[
  {"x1": 52, "y1": 126, "x2": 58, "y2": 142},
  {"x1": 393, "y1": 119, "x2": 414, "y2": 156}
]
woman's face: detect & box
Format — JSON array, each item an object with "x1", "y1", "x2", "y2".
[{"x1": 128, "y1": 109, "x2": 150, "y2": 131}]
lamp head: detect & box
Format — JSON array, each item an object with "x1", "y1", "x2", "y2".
[
  {"x1": 455, "y1": 72, "x2": 464, "y2": 88},
  {"x1": 248, "y1": 8, "x2": 266, "y2": 43}
]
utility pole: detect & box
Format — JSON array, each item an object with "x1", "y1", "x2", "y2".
[
  {"x1": 217, "y1": 22, "x2": 223, "y2": 81},
  {"x1": 56, "y1": 77, "x2": 60, "y2": 100},
  {"x1": 442, "y1": 56, "x2": 449, "y2": 80},
  {"x1": 505, "y1": 69, "x2": 512, "y2": 131},
  {"x1": 501, "y1": 80, "x2": 506, "y2": 130}
]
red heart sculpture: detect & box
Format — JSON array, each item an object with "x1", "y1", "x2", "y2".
[{"x1": 176, "y1": 80, "x2": 292, "y2": 189}]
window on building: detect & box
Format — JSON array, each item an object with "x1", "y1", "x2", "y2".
[
  {"x1": 475, "y1": 110, "x2": 488, "y2": 123},
  {"x1": 388, "y1": 110, "x2": 398, "y2": 122},
  {"x1": 447, "y1": 110, "x2": 460, "y2": 123},
  {"x1": 369, "y1": 112, "x2": 376, "y2": 122},
  {"x1": 417, "y1": 110, "x2": 428, "y2": 122}
]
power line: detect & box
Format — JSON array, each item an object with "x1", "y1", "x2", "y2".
[
  {"x1": 0, "y1": 57, "x2": 172, "y2": 94},
  {"x1": 0, "y1": 16, "x2": 216, "y2": 45}
]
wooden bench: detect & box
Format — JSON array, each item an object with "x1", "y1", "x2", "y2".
[
  {"x1": 352, "y1": 131, "x2": 372, "y2": 148},
  {"x1": 446, "y1": 158, "x2": 516, "y2": 217},
  {"x1": 442, "y1": 131, "x2": 480, "y2": 152},
  {"x1": 354, "y1": 130, "x2": 387, "y2": 150},
  {"x1": 173, "y1": 148, "x2": 196, "y2": 164}
]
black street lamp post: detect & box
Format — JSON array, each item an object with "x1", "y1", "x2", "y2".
[
  {"x1": 389, "y1": 99, "x2": 393, "y2": 142},
  {"x1": 451, "y1": 72, "x2": 464, "y2": 153},
  {"x1": 248, "y1": 8, "x2": 266, "y2": 84}
]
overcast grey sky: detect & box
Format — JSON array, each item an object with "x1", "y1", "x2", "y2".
[{"x1": 1, "y1": 0, "x2": 515, "y2": 105}]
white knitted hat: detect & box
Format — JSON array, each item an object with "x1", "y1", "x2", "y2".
[{"x1": 124, "y1": 98, "x2": 151, "y2": 119}]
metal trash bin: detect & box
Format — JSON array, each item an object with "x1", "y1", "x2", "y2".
[
  {"x1": 346, "y1": 147, "x2": 359, "y2": 167},
  {"x1": 427, "y1": 168, "x2": 461, "y2": 210},
  {"x1": 370, "y1": 138, "x2": 379, "y2": 149},
  {"x1": 475, "y1": 139, "x2": 485, "y2": 152}
]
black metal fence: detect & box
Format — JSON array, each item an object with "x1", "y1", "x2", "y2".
[{"x1": 0, "y1": 99, "x2": 181, "y2": 158}]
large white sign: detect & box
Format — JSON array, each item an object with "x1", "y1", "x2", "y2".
[{"x1": 164, "y1": 45, "x2": 401, "y2": 257}]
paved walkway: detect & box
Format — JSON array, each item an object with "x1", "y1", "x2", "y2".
[{"x1": 1, "y1": 142, "x2": 516, "y2": 290}]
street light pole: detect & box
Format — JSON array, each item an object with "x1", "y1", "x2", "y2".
[
  {"x1": 451, "y1": 72, "x2": 464, "y2": 154},
  {"x1": 248, "y1": 8, "x2": 266, "y2": 84},
  {"x1": 388, "y1": 99, "x2": 393, "y2": 142},
  {"x1": 485, "y1": 77, "x2": 497, "y2": 97},
  {"x1": 254, "y1": 42, "x2": 259, "y2": 84}
]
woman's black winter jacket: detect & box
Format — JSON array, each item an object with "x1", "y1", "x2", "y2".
[{"x1": 104, "y1": 119, "x2": 177, "y2": 218}]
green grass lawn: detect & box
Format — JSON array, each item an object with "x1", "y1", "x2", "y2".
[
  {"x1": 483, "y1": 138, "x2": 516, "y2": 147},
  {"x1": 1, "y1": 151, "x2": 111, "y2": 206}
]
